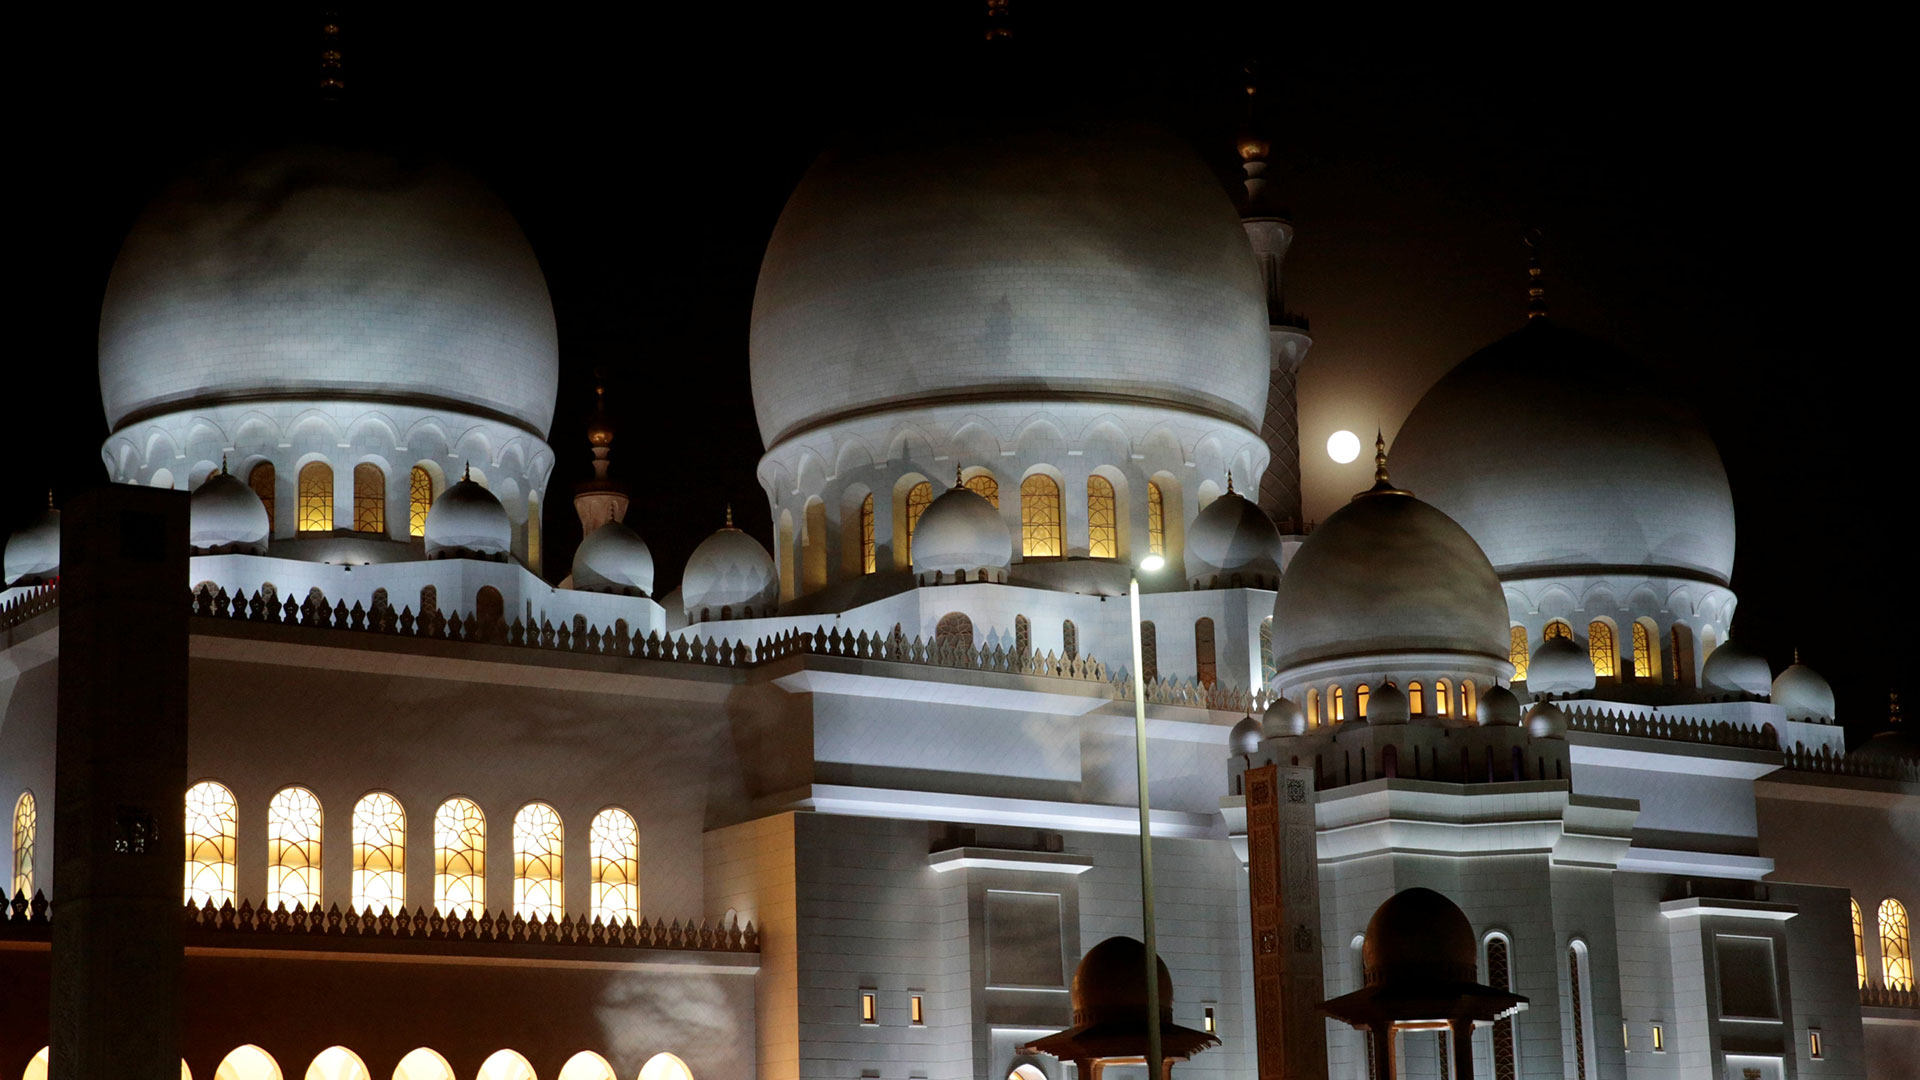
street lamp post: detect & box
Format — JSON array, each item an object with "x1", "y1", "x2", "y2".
[{"x1": 1130, "y1": 553, "x2": 1166, "y2": 1077}]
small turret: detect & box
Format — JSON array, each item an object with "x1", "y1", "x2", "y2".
[{"x1": 574, "y1": 382, "x2": 630, "y2": 536}]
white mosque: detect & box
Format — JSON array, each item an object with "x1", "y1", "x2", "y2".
[{"x1": 1, "y1": 104, "x2": 1915, "y2": 1080}]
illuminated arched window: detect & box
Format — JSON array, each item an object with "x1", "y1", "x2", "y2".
[
  {"x1": 1853, "y1": 898, "x2": 1868, "y2": 989},
  {"x1": 1881, "y1": 898, "x2": 1913, "y2": 990},
  {"x1": 1087, "y1": 475, "x2": 1118, "y2": 558},
  {"x1": 1330, "y1": 685, "x2": 1344, "y2": 722},
  {"x1": 514, "y1": 802, "x2": 564, "y2": 921},
  {"x1": 408, "y1": 466, "x2": 433, "y2": 537},
  {"x1": 351, "y1": 792, "x2": 405, "y2": 915},
  {"x1": 11, "y1": 791, "x2": 34, "y2": 898},
  {"x1": 393, "y1": 1048, "x2": 456, "y2": 1080},
  {"x1": 904, "y1": 481, "x2": 933, "y2": 563},
  {"x1": 590, "y1": 806, "x2": 640, "y2": 926},
  {"x1": 184, "y1": 780, "x2": 238, "y2": 907},
  {"x1": 476, "y1": 1051, "x2": 538, "y2": 1080},
  {"x1": 304, "y1": 1045, "x2": 371, "y2": 1080},
  {"x1": 860, "y1": 492, "x2": 876, "y2": 574},
  {"x1": 296, "y1": 462, "x2": 333, "y2": 533},
  {"x1": 1544, "y1": 620, "x2": 1572, "y2": 642},
  {"x1": 637, "y1": 1054, "x2": 695, "y2": 1080},
  {"x1": 266, "y1": 786, "x2": 322, "y2": 912},
  {"x1": 557, "y1": 1051, "x2": 619, "y2": 1080},
  {"x1": 1631, "y1": 621, "x2": 1654, "y2": 678},
  {"x1": 1147, "y1": 481, "x2": 1166, "y2": 556},
  {"x1": 23, "y1": 1047, "x2": 47, "y2": 1080},
  {"x1": 215, "y1": 1044, "x2": 284, "y2": 1080},
  {"x1": 352, "y1": 463, "x2": 385, "y2": 533},
  {"x1": 1140, "y1": 620, "x2": 1158, "y2": 682},
  {"x1": 433, "y1": 797, "x2": 486, "y2": 919},
  {"x1": 1462, "y1": 680, "x2": 1477, "y2": 721},
  {"x1": 1510, "y1": 627, "x2": 1530, "y2": 681},
  {"x1": 1307, "y1": 688, "x2": 1320, "y2": 726},
  {"x1": 1195, "y1": 618, "x2": 1217, "y2": 687},
  {"x1": 1260, "y1": 617, "x2": 1276, "y2": 686},
  {"x1": 1357, "y1": 685, "x2": 1370, "y2": 719},
  {"x1": 526, "y1": 492, "x2": 542, "y2": 572},
  {"x1": 249, "y1": 462, "x2": 277, "y2": 535},
  {"x1": 1020, "y1": 474, "x2": 1062, "y2": 557},
  {"x1": 1588, "y1": 620, "x2": 1617, "y2": 678},
  {"x1": 964, "y1": 472, "x2": 999, "y2": 508},
  {"x1": 1435, "y1": 679, "x2": 1452, "y2": 717},
  {"x1": 1408, "y1": 681, "x2": 1424, "y2": 715}
]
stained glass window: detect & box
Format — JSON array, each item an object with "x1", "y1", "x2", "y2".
[
  {"x1": 1632, "y1": 621, "x2": 1653, "y2": 678},
  {"x1": 267, "y1": 786, "x2": 323, "y2": 911},
  {"x1": 905, "y1": 481, "x2": 933, "y2": 563},
  {"x1": 352, "y1": 463, "x2": 385, "y2": 533},
  {"x1": 184, "y1": 780, "x2": 238, "y2": 908},
  {"x1": 1853, "y1": 898, "x2": 1868, "y2": 989},
  {"x1": 352, "y1": 792, "x2": 406, "y2": 915},
  {"x1": 514, "y1": 802, "x2": 565, "y2": 922},
  {"x1": 860, "y1": 493, "x2": 876, "y2": 574},
  {"x1": 1020, "y1": 474, "x2": 1062, "y2": 557},
  {"x1": 964, "y1": 473, "x2": 999, "y2": 508},
  {"x1": 408, "y1": 466, "x2": 432, "y2": 538},
  {"x1": 1087, "y1": 475, "x2": 1118, "y2": 558},
  {"x1": 1195, "y1": 618, "x2": 1216, "y2": 687},
  {"x1": 1147, "y1": 482, "x2": 1166, "y2": 556},
  {"x1": 249, "y1": 462, "x2": 277, "y2": 535},
  {"x1": 1882, "y1": 898, "x2": 1913, "y2": 990},
  {"x1": 1588, "y1": 620, "x2": 1617, "y2": 678},
  {"x1": 1544, "y1": 620, "x2": 1572, "y2": 641},
  {"x1": 297, "y1": 462, "x2": 333, "y2": 533},
  {"x1": 434, "y1": 797, "x2": 486, "y2": 920},
  {"x1": 12, "y1": 791, "x2": 34, "y2": 898},
  {"x1": 1510, "y1": 626, "x2": 1531, "y2": 681},
  {"x1": 590, "y1": 807, "x2": 639, "y2": 926}
]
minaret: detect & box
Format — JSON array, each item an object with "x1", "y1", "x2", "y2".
[
  {"x1": 1238, "y1": 74, "x2": 1314, "y2": 534},
  {"x1": 573, "y1": 384, "x2": 629, "y2": 536}
]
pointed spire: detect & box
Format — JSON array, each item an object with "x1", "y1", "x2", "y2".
[
  {"x1": 46, "y1": 489, "x2": 54, "y2": 510},
  {"x1": 220, "y1": 453, "x2": 230, "y2": 475},
  {"x1": 1525, "y1": 227, "x2": 1548, "y2": 321},
  {"x1": 1225, "y1": 470, "x2": 1236, "y2": 496},
  {"x1": 463, "y1": 461, "x2": 471, "y2": 483},
  {"x1": 1353, "y1": 429, "x2": 1412, "y2": 500},
  {"x1": 1794, "y1": 647, "x2": 1801, "y2": 664},
  {"x1": 955, "y1": 464, "x2": 965, "y2": 489}
]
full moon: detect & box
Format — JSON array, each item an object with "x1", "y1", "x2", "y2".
[{"x1": 1327, "y1": 429, "x2": 1361, "y2": 464}]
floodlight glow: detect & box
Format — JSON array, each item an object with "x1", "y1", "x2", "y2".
[
  {"x1": 1328, "y1": 429, "x2": 1361, "y2": 463},
  {"x1": 1138, "y1": 554, "x2": 1165, "y2": 572}
]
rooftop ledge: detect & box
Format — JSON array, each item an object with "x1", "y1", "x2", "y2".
[{"x1": 1658, "y1": 897, "x2": 1797, "y2": 921}]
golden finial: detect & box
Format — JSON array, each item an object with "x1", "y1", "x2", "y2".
[
  {"x1": 221, "y1": 453, "x2": 229, "y2": 475},
  {"x1": 955, "y1": 464, "x2": 965, "y2": 488},
  {"x1": 47, "y1": 489, "x2": 54, "y2": 509},
  {"x1": 463, "y1": 462, "x2": 471, "y2": 483},
  {"x1": 1525, "y1": 227, "x2": 1548, "y2": 321},
  {"x1": 1794, "y1": 647, "x2": 1800, "y2": 664},
  {"x1": 1226, "y1": 470, "x2": 1236, "y2": 496},
  {"x1": 1353, "y1": 429, "x2": 1412, "y2": 500},
  {"x1": 725, "y1": 504, "x2": 734, "y2": 528}
]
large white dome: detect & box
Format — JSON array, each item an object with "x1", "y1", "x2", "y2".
[
  {"x1": 1391, "y1": 321, "x2": 1735, "y2": 585},
  {"x1": 749, "y1": 122, "x2": 1271, "y2": 447},
  {"x1": 683, "y1": 520, "x2": 779, "y2": 619},
  {"x1": 99, "y1": 145, "x2": 559, "y2": 436}
]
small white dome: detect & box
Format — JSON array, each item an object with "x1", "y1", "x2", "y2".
[
  {"x1": 572, "y1": 519, "x2": 655, "y2": 596},
  {"x1": 190, "y1": 468, "x2": 270, "y2": 554},
  {"x1": 1263, "y1": 697, "x2": 1307, "y2": 738},
  {"x1": 1525, "y1": 701, "x2": 1568, "y2": 739},
  {"x1": 3, "y1": 508, "x2": 60, "y2": 585},
  {"x1": 1477, "y1": 684, "x2": 1522, "y2": 726},
  {"x1": 1703, "y1": 639, "x2": 1772, "y2": 696},
  {"x1": 1368, "y1": 682, "x2": 1410, "y2": 726},
  {"x1": 1229, "y1": 716, "x2": 1264, "y2": 756},
  {"x1": 424, "y1": 478, "x2": 512, "y2": 560},
  {"x1": 1184, "y1": 487, "x2": 1284, "y2": 587},
  {"x1": 1772, "y1": 659, "x2": 1835, "y2": 721},
  {"x1": 911, "y1": 483, "x2": 1012, "y2": 577},
  {"x1": 683, "y1": 517, "x2": 779, "y2": 619},
  {"x1": 1526, "y1": 637, "x2": 1596, "y2": 695}
]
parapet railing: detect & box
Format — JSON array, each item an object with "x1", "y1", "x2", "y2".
[
  {"x1": 0, "y1": 582, "x2": 57, "y2": 632},
  {"x1": 1562, "y1": 704, "x2": 1781, "y2": 750},
  {"x1": 1861, "y1": 983, "x2": 1918, "y2": 1009},
  {"x1": 1116, "y1": 675, "x2": 1274, "y2": 715},
  {"x1": 1780, "y1": 744, "x2": 1920, "y2": 784}
]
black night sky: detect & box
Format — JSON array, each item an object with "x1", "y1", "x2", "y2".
[{"x1": 8, "y1": 8, "x2": 1907, "y2": 742}]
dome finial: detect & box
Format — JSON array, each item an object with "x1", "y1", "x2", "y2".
[
  {"x1": 1353, "y1": 430, "x2": 1412, "y2": 501},
  {"x1": 1225, "y1": 470, "x2": 1235, "y2": 496},
  {"x1": 463, "y1": 461, "x2": 471, "y2": 483},
  {"x1": 220, "y1": 453, "x2": 229, "y2": 476},
  {"x1": 47, "y1": 489, "x2": 54, "y2": 509},
  {"x1": 955, "y1": 464, "x2": 965, "y2": 489},
  {"x1": 1524, "y1": 226, "x2": 1548, "y2": 321},
  {"x1": 1794, "y1": 646, "x2": 1800, "y2": 664},
  {"x1": 725, "y1": 503, "x2": 734, "y2": 528}
]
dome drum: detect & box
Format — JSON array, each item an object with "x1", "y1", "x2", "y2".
[{"x1": 1273, "y1": 654, "x2": 1515, "y2": 733}]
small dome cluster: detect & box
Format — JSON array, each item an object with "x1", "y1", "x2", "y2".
[
  {"x1": 190, "y1": 463, "x2": 270, "y2": 555},
  {"x1": 912, "y1": 478, "x2": 1012, "y2": 583},
  {"x1": 1184, "y1": 480, "x2": 1284, "y2": 589},
  {"x1": 1703, "y1": 640, "x2": 1772, "y2": 697},
  {"x1": 571, "y1": 518, "x2": 655, "y2": 596},
  {"x1": 3, "y1": 503, "x2": 60, "y2": 587},
  {"x1": 425, "y1": 471, "x2": 514, "y2": 561},
  {"x1": 681, "y1": 509, "x2": 779, "y2": 620}
]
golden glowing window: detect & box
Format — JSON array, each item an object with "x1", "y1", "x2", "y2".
[
  {"x1": 216, "y1": 1045, "x2": 283, "y2": 1080},
  {"x1": 352, "y1": 463, "x2": 385, "y2": 533},
  {"x1": 965, "y1": 473, "x2": 999, "y2": 508},
  {"x1": 1544, "y1": 620, "x2": 1572, "y2": 641},
  {"x1": 1881, "y1": 898, "x2": 1913, "y2": 990},
  {"x1": 352, "y1": 792, "x2": 406, "y2": 915},
  {"x1": 1631, "y1": 621, "x2": 1653, "y2": 678},
  {"x1": 1651, "y1": 1024, "x2": 1664, "y2": 1052},
  {"x1": 394, "y1": 1047, "x2": 457, "y2": 1080},
  {"x1": 1808, "y1": 1028, "x2": 1820, "y2": 1059},
  {"x1": 1330, "y1": 685, "x2": 1345, "y2": 722},
  {"x1": 637, "y1": 1054, "x2": 696, "y2": 1080},
  {"x1": 590, "y1": 806, "x2": 639, "y2": 926},
  {"x1": 297, "y1": 462, "x2": 333, "y2": 533},
  {"x1": 1147, "y1": 481, "x2": 1166, "y2": 556},
  {"x1": 1357, "y1": 685, "x2": 1370, "y2": 719},
  {"x1": 433, "y1": 797, "x2": 486, "y2": 920},
  {"x1": 1408, "y1": 681, "x2": 1424, "y2": 715},
  {"x1": 12, "y1": 791, "x2": 35, "y2": 898},
  {"x1": 1588, "y1": 620, "x2": 1617, "y2": 678},
  {"x1": 860, "y1": 493, "x2": 876, "y2": 574},
  {"x1": 911, "y1": 994, "x2": 925, "y2": 1024},
  {"x1": 861, "y1": 991, "x2": 877, "y2": 1023},
  {"x1": 527, "y1": 493, "x2": 542, "y2": 571},
  {"x1": 1510, "y1": 626, "x2": 1530, "y2": 681},
  {"x1": 905, "y1": 481, "x2": 933, "y2": 563},
  {"x1": 408, "y1": 466, "x2": 432, "y2": 538},
  {"x1": 477, "y1": 1051, "x2": 539, "y2": 1080},
  {"x1": 249, "y1": 462, "x2": 277, "y2": 535},
  {"x1": 1854, "y1": 898, "x2": 1868, "y2": 989},
  {"x1": 556, "y1": 1051, "x2": 620, "y2": 1080},
  {"x1": 266, "y1": 786, "x2": 323, "y2": 912},
  {"x1": 1204, "y1": 1006, "x2": 1216, "y2": 1033},
  {"x1": 1020, "y1": 474, "x2": 1062, "y2": 557},
  {"x1": 306, "y1": 1046, "x2": 371, "y2": 1080},
  {"x1": 1087, "y1": 475, "x2": 1118, "y2": 558},
  {"x1": 184, "y1": 780, "x2": 238, "y2": 908},
  {"x1": 1307, "y1": 688, "x2": 1320, "y2": 726},
  {"x1": 1463, "y1": 681, "x2": 1477, "y2": 721},
  {"x1": 1195, "y1": 618, "x2": 1217, "y2": 688},
  {"x1": 514, "y1": 801, "x2": 565, "y2": 922},
  {"x1": 1435, "y1": 679, "x2": 1452, "y2": 717}
]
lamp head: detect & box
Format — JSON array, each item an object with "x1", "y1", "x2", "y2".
[{"x1": 1138, "y1": 554, "x2": 1166, "y2": 573}]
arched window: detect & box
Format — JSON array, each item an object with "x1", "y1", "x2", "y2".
[
  {"x1": 1357, "y1": 685, "x2": 1370, "y2": 719},
  {"x1": 1260, "y1": 617, "x2": 1276, "y2": 686},
  {"x1": 296, "y1": 462, "x2": 333, "y2": 533},
  {"x1": 526, "y1": 492, "x2": 542, "y2": 572},
  {"x1": 267, "y1": 786, "x2": 323, "y2": 911},
  {"x1": 514, "y1": 801, "x2": 565, "y2": 921},
  {"x1": 351, "y1": 792, "x2": 406, "y2": 915},
  {"x1": 433, "y1": 797, "x2": 486, "y2": 919},
  {"x1": 1881, "y1": 898, "x2": 1914, "y2": 990},
  {"x1": 304, "y1": 1046, "x2": 371, "y2": 1080},
  {"x1": 1062, "y1": 619, "x2": 1079, "y2": 660},
  {"x1": 860, "y1": 492, "x2": 876, "y2": 574},
  {"x1": 1020, "y1": 474, "x2": 1062, "y2": 557},
  {"x1": 393, "y1": 1048, "x2": 456, "y2": 1080},
  {"x1": 590, "y1": 807, "x2": 640, "y2": 926},
  {"x1": 556, "y1": 1052, "x2": 620, "y2": 1080},
  {"x1": 1462, "y1": 681, "x2": 1477, "y2": 721},
  {"x1": 249, "y1": 462, "x2": 277, "y2": 535},
  {"x1": 1010, "y1": 1068, "x2": 1048, "y2": 1080},
  {"x1": 1486, "y1": 935, "x2": 1518, "y2": 1080},
  {"x1": 936, "y1": 612, "x2": 974, "y2": 650},
  {"x1": 965, "y1": 472, "x2": 1000, "y2": 508},
  {"x1": 1588, "y1": 620, "x2": 1617, "y2": 677},
  {"x1": 1140, "y1": 620, "x2": 1158, "y2": 682},
  {"x1": 1435, "y1": 679, "x2": 1452, "y2": 717},
  {"x1": 1408, "y1": 681, "x2": 1424, "y2": 715},
  {"x1": 1509, "y1": 626, "x2": 1531, "y2": 681},
  {"x1": 1853, "y1": 898, "x2": 1868, "y2": 989},
  {"x1": 1015, "y1": 614, "x2": 1032, "y2": 657},
  {"x1": 1544, "y1": 620, "x2": 1572, "y2": 641},
  {"x1": 1147, "y1": 481, "x2": 1166, "y2": 556},
  {"x1": 1307, "y1": 688, "x2": 1320, "y2": 727},
  {"x1": 11, "y1": 791, "x2": 34, "y2": 898},
  {"x1": 1330, "y1": 685, "x2": 1345, "y2": 722},
  {"x1": 904, "y1": 481, "x2": 933, "y2": 563},
  {"x1": 1631, "y1": 620, "x2": 1655, "y2": 678},
  {"x1": 1568, "y1": 941, "x2": 1594, "y2": 1080},
  {"x1": 637, "y1": 1054, "x2": 696, "y2": 1080},
  {"x1": 1087, "y1": 475, "x2": 1118, "y2": 558},
  {"x1": 476, "y1": 1051, "x2": 538, "y2": 1080},
  {"x1": 1195, "y1": 618, "x2": 1217, "y2": 687},
  {"x1": 352, "y1": 463, "x2": 385, "y2": 533},
  {"x1": 184, "y1": 780, "x2": 238, "y2": 908},
  {"x1": 1671, "y1": 624, "x2": 1696, "y2": 688},
  {"x1": 408, "y1": 466, "x2": 433, "y2": 538},
  {"x1": 215, "y1": 1045, "x2": 284, "y2": 1080}
]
